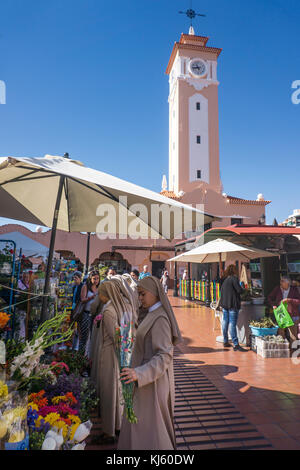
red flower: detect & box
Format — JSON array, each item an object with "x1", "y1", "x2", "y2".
[{"x1": 51, "y1": 361, "x2": 70, "y2": 376}]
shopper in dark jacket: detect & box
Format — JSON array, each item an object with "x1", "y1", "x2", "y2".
[
  {"x1": 72, "y1": 271, "x2": 83, "y2": 311},
  {"x1": 71, "y1": 271, "x2": 83, "y2": 350},
  {"x1": 219, "y1": 265, "x2": 245, "y2": 351}
]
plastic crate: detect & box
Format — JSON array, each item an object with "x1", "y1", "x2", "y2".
[
  {"x1": 250, "y1": 326, "x2": 278, "y2": 337},
  {"x1": 249, "y1": 334, "x2": 258, "y2": 352},
  {"x1": 257, "y1": 349, "x2": 290, "y2": 358},
  {"x1": 255, "y1": 336, "x2": 290, "y2": 358}
]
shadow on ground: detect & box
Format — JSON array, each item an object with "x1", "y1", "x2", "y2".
[{"x1": 179, "y1": 335, "x2": 232, "y2": 355}]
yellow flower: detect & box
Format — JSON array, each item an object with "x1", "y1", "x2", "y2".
[
  {"x1": 68, "y1": 414, "x2": 81, "y2": 425},
  {"x1": 0, "y1": 381, "x2": 8, "y2": 400},
  {"x1": 53, "y1": 420, "x2": 68, "y2": 439},
  {"x1": 44, "y1": 413, "x2": 61, "y2": 426},
  {"x1": 28, "y1": 402, "x2": 39, "y2": 411},
  {"x1": 35, "y1": 416, "x2": 44, "y2": 428},
  {"x1": 51, "y1": 395, "x2": 67, "y2": 405},
  {"x1": 69, "y1": 423, "x2": 80, "y2": 441}
]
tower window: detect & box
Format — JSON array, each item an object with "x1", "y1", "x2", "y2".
[
  {"x1": 196, "y1": 102, "x2": 201, "y2": 110},
  {"x1": 197, "y1": 170, "x2": 201, "y2": 179},
  {"x1": 196, "y1": 135, "x2": 201, "y2": 144},
  {"x1": 231, "y1": 218, "x2": 243, "y2": 225}
]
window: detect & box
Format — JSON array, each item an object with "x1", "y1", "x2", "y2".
[
  {"x1": 197, "y1": 170, "x2": 201, "y2": 179},
  {"x1": 196, "y1": 102, "x2": 201, "y2": 110},
  {"x1": 196, "y1": 135, "x2": 201, "y2": 144},
  {"x1": 231, "y1": 218, "x2": 243, "y2": 225}
]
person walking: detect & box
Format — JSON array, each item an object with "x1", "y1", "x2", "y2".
[
  {"x1": 219, "y1": 264, "x2": 245, "y2": 351},
  {"x1": 90, "y1": 279, "x2": 135, "y2": 444},
  {"x1": 160, "y1": 270, "x2": 169, "y2": 294},
  {"x1": 79, "y1": 270, "x2": 100, "y2": 357},
  {"x1": 117, "y1": 275, "x2": 182, "y2": 450}
]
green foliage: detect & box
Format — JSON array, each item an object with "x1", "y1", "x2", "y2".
[
  {"x1": 29, "y1": 430, "x2": 46, "y2": 450},
  {"x1": 54, "y1": 350, "x2": 90, "y2": 375},
  {"x1": 249, "y1": 317, "x2": 277, "y2": 328},
  {"x1": 31, "y1": 310, "x2": 74, "y2": 349},
  {"x1": 5, "y1": 338, "x2": 26, "y2": 363},
  {"x1": 79, "y1": 378, "x2": 99, "y2": 422}
]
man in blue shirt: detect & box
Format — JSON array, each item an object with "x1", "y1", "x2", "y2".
[{"x1": 139, "y1": 265, "x2": 151, "y2": 280}]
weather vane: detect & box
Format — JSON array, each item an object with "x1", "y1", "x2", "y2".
[{"x1": 179, "y1": 3, "x2": 206, "y2": 31}]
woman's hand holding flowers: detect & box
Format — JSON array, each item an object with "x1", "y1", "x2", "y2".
[{"x1": 120, "y1": 368, "x2": 137, "y2": 384}]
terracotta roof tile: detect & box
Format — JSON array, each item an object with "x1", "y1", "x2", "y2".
[
  {"x1": 160, "y1": 190, "x2": 182, "y2": 200},
  {"x1": 226, "y1": 195, "x2": 271, "y2": 206}
]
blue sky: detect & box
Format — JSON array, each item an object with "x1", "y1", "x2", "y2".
[{"x1": 0, "y1": 0, "x2": 299, "y2": 230}]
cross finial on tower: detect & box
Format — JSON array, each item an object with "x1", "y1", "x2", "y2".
[{"x1": 179, "y1": 5, "x2": 206, "y2": 35}]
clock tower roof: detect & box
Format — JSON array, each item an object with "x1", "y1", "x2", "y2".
[{"x1": 166, "y1": 33, "x2": 222, "y2": 75}]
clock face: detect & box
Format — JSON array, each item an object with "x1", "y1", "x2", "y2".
[{"x1": 189, "y1": 59, "x2": 207, "y2": 78}]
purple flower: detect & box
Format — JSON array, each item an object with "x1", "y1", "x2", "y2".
[{"x1": 44, "y1": 373, "x2": 83, "y2": 409}]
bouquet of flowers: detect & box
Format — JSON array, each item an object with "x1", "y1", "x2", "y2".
[
  {"x1": 27, "y1": 390, "x2": 83, "y2": 449},
  {"x1": 9, "y1": 311, "x2": 74, "y2": 390},
  {"x1": 115, "y1": 317, "x2": 137, "y2": 424}
]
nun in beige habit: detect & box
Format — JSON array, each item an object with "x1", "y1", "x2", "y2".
[
  {"x1": 90, "y1": 278, "x2": 135, "y2": 444},
  {"x1": 113, "y1": 274, "x2": 140, "y2": 326},
  {"x1": 117, "y1": 275, "x2": 182, "y2": 450}
]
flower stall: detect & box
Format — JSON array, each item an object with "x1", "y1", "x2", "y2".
[{"x1": 0, "y1": 310, "x2": 98, "y2": 451}]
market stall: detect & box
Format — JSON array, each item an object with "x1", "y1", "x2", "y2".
[
  {"x1": 169, "y1": 238, "x2": 277, "y2": 345},
  {"x1": 0, "y1": 310, "x2": 98, "y2": 450}
]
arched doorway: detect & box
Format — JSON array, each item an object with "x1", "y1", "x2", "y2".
[{"x1": 97, "y1": 252, "x2": 131, "y2": 274}]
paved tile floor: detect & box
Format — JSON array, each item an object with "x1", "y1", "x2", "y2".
[{"x1": 86, "y1": 295, "x2": 300, "y2": 450}]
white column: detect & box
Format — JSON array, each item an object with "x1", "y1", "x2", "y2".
[
  {"x1": 207, "y1": 61, "x2": 212, "y2": 80},
  {"x1": 212, "y1": 61, "x2": 218, "y2": 81},
  {"x1": 180, "y1": 57, "x2": 185, "y2": 76}
]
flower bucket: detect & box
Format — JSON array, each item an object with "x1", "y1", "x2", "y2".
[
  {"x1": 250, "y1": 326, "x2": 278, "y2": 337},
  {"x1": 252, "y1": 297, "x2": 265, "y2": 305}
]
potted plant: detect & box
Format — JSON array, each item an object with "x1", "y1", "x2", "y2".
[{"x1": 249, "y1": 317, "x2": 278, "y2": 336}]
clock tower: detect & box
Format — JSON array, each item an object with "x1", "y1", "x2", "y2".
[{"x1": 166, "y1": 31, "x2": 222, "y2": 196}]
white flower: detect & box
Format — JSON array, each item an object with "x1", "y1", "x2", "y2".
[{"x1": 11, "y1": 342, "x2": 45, "y2": 379}]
